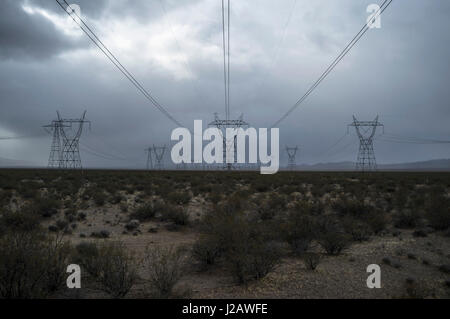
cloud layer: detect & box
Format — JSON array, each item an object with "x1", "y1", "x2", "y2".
[{"x1": 0, "y1": 0, "x2": 449, "y2": 168}]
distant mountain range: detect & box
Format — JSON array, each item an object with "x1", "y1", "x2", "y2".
[{"x1": 293, "y1": 159, "x2": 450, "y2": 171}]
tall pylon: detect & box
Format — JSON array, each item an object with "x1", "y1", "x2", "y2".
[
  {"x1": 146, "y1": 145, "x2": 166, "y2": 170},
  {"x1": 209, "y1": 113, "x2": 249, "y2": 170},
  {"x1": 145, "y1": 147, "x2": 153, "y2": 170},
  {"x1": 210, "y1": 2, "x2": 249, "y2": 171},
  {"x1": 44, "y1": 111, "x2": 90, "y2": 169},
  {"x1": 348, "y1": 115, "x2": 383, "y2": 171},
  {"x1": 43, "y1": 120, "x2": 66, "y2": 168},
  {"x1": 286, "y1": 146, "x2": 299, "y2": 171}
]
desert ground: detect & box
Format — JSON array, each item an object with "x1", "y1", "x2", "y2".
[{"x1": 0, "y1": 169, "x2": 449, "y2": 299}]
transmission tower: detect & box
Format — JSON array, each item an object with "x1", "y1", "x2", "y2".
[
  {"x1": 348, "y1": 115, "x2": 383, "y2": 172},
  {"x1": 208, "y1": 2, "x2": 250, "y2": 171},
  {"x1": 286, "y1": 146, "x2": 299, "y2": 171},
  {"x1": 145, "y1": 147, "x2": 153, "y2": 170},
  {"x1": 43, "y1": 119, "x2": 67, "y2": 168},
  {"x1": 209, "y1": 113, "x2": 249, "y2": 170},
  {"x1": 44, "y1": 111, "x2": 90, "y2": 169},
  {"x1": 146, "y1": 145, "x2": 166, "y2": 170}
]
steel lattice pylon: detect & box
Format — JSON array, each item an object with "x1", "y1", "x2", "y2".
[
  {"x1": 146, "y1": 145, "x2": 166, "y2": 170},
  {"x1": 44, "y1": 120, "x2": 66, "y2": 168},
  {"x1": 348, "y1": 115, "x2": 383, "y2": 172},
  {"x1": 44, "y1": 111, "x2": 90, "y2": 170},
  {"x1": 209, "y1": 113, "x2": 249, "y2": 170},
  {"x1": 286, "y1": 146, "x2": 299, "y2": 171}
]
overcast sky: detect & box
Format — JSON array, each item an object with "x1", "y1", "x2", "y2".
[{"x1": 0, "y1": 0, "x2": 449, "y2": 168}]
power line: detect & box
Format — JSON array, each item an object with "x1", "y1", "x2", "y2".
[
  {"x1": 55, "y1": 0, "x2": 183, "y2": 127},
  {"x1": 271, "y1": 0, "x2": 394, "y2": 128},
  {"x1": 157, "y1": 0, "x2": 204, "y2": 99},
  {"x1": 221, "y1": 0, "x2": 229, "y2": 119},
  {"x1": 377, "y1": 137, "x2": 450, "y2": 145},
  {"x1": 381, "y1": 133, "x2": 450, "y2": 144},
  {"x1": 257, "y1": 0, "x2": 298, "y2": 91},
  {"x1": 227, "y1": 0, "x2": 231, "y2": 120},
  {"x1": 314, "y1": 132, "x2": 349, "y2": 158}
]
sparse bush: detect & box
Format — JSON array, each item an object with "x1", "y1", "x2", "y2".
[
  {"x1": 438, "y1": 264, "x2": 450, "y2": 274},
  {"x1": 403, "y1": 278, "x2": 429, "y2": 299},
  {"x1": 0, "y1": 231, "x2": 72, "y2": 298},
  {"x1": 111, "y1": 192, "x2": 125, "y2": 204},
  {"x1": 74, "y1": 242, "x2": 101, "y2": 277},
  {"x1": 382, "y1": 257, "x2": 392, "y2": 265},
  {"x1": 41, "y1": 235, "x2": 73, "y2": 294},
  {"x1": 144, "y1": 246, "x2": 184, "y2": 298},
  {"x1": 167, "y1": 191, "x2": 191, "y2": 205},
  {"x1": 96, "y1": 241, "x2": 139, "y2": 298},
  {"x1": 48, "y1": 225, "x2": 59, "y2": 232},
  {"x1": 55, "y1": 219, "x2": 69, "y2": 231},
  {"x1": 282, "y1": 214, "x2": 315, "y2": 255},
  {"x1": 226, "y1": 240, "x2": 282, "y2": 285},
  {"x1": 90, "y1": 230, "x2": 110, "y2": 239},
  {"x1": 77, "y1": 212, "x2": 87, "y2": 221},
  {"x1": 302, "y1": 252, "x2": 321, "y2": 270},
  {"x1": 75, "y1": 241, "x2": 138, "y2": 298},
  {"x1": 318, "y1": 230, "x2": 350, "y2": 256},
  {"x1": 130, "y1": 201, "x2": 165, "y2": 221},
  {"x1": 395, "y1": 209, "x2": 422, "y2": 229},
  {"x1": 162, "y1": 206, "x2": 189, "y2": 226},
  {"x1": 33, "y1": 196, "x2": 61, "y2": 218},
  {"x1": 191, "y1": 237, "x2": 222, "y2": 269},
  {"x1": 93, "y1": 190, "x2": 107, "y2": 206},
  {"x1": 342, "y1": 217, "x2": 372, "y2": 242},
  {"x1": 125, "y1": 219, "x2": 140, "y2": 231},
  {"x1": 427, "y1": 196, "x2": 450, "y2": 230},
  {"x1": 0, "y1": 210, "x2": 40, "y2": 232},
  {"x1": 365, "y1": 211, "x2": 388, "y2": 234}
]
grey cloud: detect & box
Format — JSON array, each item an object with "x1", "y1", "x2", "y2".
[{"x1": 0, "y1": 0, "x2": 88, "y2": 60}]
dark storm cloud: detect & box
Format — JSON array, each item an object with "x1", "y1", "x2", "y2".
[{"x1": 0, "y1": 0, "x2": 80, "y2": 60}]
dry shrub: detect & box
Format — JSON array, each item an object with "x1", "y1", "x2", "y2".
[
  {"x1": 302, "y1": 252, "x2": 321, "y2": 270},
  {"x1": 191, "y1": 236, "x2": 221, "y2": 269},
  {"x1": 75, "y1": 241, "x2": 138, "y2": 298},
  {"x1": 226, "y1": 240, "x2": 282, "y2": 284},
  {"x1": 144, "y1": 246, "x2": 184, "y2": 298},
  {"x1": 0, "y1": 231, "x2": 72, "y2": 299}
]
